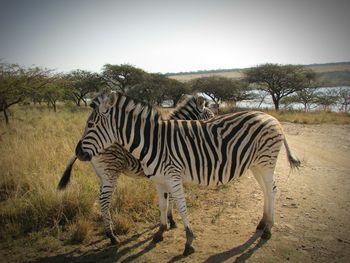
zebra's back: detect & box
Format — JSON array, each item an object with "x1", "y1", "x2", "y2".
[{"x1": 157, "y1": 111, "x2": 284, "y2": 186}]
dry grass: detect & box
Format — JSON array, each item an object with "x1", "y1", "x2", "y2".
[
  {"x1": 219, "y1": 107, "x2": 350, "y2": 124},
  {"x1": 69, "y1": 218, "x2": 92, "y2": 244},
  {"x1": 1, "y1": 104, "x2": 348, "y2": 244},
  {"x1": 0, "y1": 105, "x2": 158, "y2": 242},
  {"x1": 266, "y1": 110, "x2": 350, "y2": 124}
]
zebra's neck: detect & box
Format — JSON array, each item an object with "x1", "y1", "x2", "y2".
[
  {"x1": 112, "y1": 93, "x2": 161, "y2": 161},
  {"x1": 170, "y1": 97, "x2": 199, "y2": 120}
]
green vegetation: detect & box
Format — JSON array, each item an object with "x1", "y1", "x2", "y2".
[
  {"x1": 245, "y1": 64, "x2": 317, "y2": 110},
  {"x1": 191, "y1": 76, "x2": 253, "y2": 107},
  {"x1": 167, "y1": 62, "x2": 350, "y2": 87},
  {"x1": 1, "y1": 104, "x2": 349, "y2": 244},
  {"x1": 2, "y1": 61, "x2": 349, "y2": 128},
  {"x1": 1, "y1": 60, "x2": 349, "y2": 246}
]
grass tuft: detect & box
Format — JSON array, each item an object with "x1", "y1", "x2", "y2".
[
  {"x1": 0, "y1": 105, "x2": 158, "y2": 242},
  {"x1": 69, "y1": 218, "x2": 91, "y2": 244}
]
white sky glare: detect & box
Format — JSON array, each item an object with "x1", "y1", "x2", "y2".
[{"x1": 0, "y1": 0, "x2": 349, "y2": 73}]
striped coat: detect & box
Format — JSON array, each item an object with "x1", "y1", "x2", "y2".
[
  {"x1": 59, "y1": 95, "x2": 214, "y2": 244},
  {"x1": 75, "y1": 92, "x2": 300, "y2": 256}
]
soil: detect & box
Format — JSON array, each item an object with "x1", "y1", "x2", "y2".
[{"x1": 1, "y1": 123, "x2": 350, "y2": 263}]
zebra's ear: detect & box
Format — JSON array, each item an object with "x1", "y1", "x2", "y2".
[
  {"x1": 90, "y1": 93, "x2": 104, "y2": 108},
  {"x1": 196, "y1": 96, "x2": 205, "y2": 110},
  {"x1": 104, "y1": 92, "x2": 117, "y2": 108}
]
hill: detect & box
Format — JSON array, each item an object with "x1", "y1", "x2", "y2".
[{"x1": 167, "y1": 62, "x2": 350, "y2": 86}]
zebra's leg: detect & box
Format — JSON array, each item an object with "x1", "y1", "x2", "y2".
[
  {"x1": 167, "y1": 193, "x2": 177, "y2": 229},
  {"x1": 169, "y1": 180, "x2": 195, "y2": 256},
  {"x1": 99, "y1": 176, "x2": 119, "y2": 245},
  {"x1": 152, "y1": 183, "x2": 169, "y2": 243},
  {"x1": 251, "y1": 166, "x2": 268, "y2": 230},
  {"x1": 251, "y1": 166, "x2": 276, "y2": 239}
]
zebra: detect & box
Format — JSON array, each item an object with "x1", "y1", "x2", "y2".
[
  {"x1": 58, "y1": 95, "x2": 214, "y2": 245},
  {"x1": 74, "y1": 92, "x2": 300, "y2": 256}
]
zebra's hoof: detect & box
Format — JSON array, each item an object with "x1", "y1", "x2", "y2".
[
  {"x1": 261, "y1": 230, "x2": 272, "y2": 240},
  {"x1": 169, "y1": 221, "x2": 177, "y2": 229},
  {"x1": 108, "y1": 232, "x2": 120, "y2": 245},
  {"x1": 183, "y1": 244, "x2": 195, "y2": 256},
  {"x1": 152, "y1": 233, "x2": 164, "y2": 243},
  {"x1": 256, "y1": 220, "x2": 266, "y2": 230},
  {"x1": 110, "y1": 236, "x2": 120, "y2": 245}
]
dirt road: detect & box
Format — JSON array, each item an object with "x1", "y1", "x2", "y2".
[{"x1": 3, "y1": 123, "x2": 350, "y2": 263}]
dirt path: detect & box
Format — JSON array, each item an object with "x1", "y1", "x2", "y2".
[{"x1": 2, "y1": 123, "x2": 350, "y2": 263}]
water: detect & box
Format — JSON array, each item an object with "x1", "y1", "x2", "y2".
[{"x1": 236, "y1": 86, "x2": 350, "y2": 112}]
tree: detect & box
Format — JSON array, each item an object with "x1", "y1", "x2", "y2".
[
  {"x1": 0, "y1": 63, "x2": 23, "y2": 124},
  {"x1": 26, "y1": 67, "x2": 53, "y2": 105},
  {"x1": 245, "y1": 64, "x2": 316, "y2": 110},
  {"x1": 337, "y1": 87, "x2": 350, "y2": 112},
  {"x1": 314, "y1": 88, "x2": 338, "y2": 111},
  {"x1": 0, "y1": 63, "x2": 51, "y2": 124},
  {"x1": 127, "y1": 73, "x2": 167, "y2": 105},
  {"x1": 42, "y1": 75, "x2": 67, "y2": 112},
  {"x1": 102, "y1": 64, "x2": 146, "y2": 93},
  {"x1": 280, "y1": 95, "x2": 300, "y2": 110},
  {"x1": 191, "y1": 76, "x2": 251, "y2": 108},
  {"x1": 162, "y1": 78, "x2": 190, "y2": 106},
  {"x1": 64, "y1": 70, "x2": 103, "y2": 106},
  {"x1": 295, "y1": 86, "x2": 320, "y2": 112}
]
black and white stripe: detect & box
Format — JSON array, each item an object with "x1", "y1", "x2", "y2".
[
  {"x1": 91, "y1": 95, "x2": 214, "y2": 244},
  {"x1": 60, "y1": 95, "x2": 214, "y2": 244},
  {"x1": 76, "y1": 92, "x2": 300, "y2": 255}
]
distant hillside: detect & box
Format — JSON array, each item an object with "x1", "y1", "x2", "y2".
[{"x1": 167, "y1": 62, "x2": 350, "y2": 86}]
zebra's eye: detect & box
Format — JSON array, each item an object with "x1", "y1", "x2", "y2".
[{"x1": 87, "y1": 122, "x2": 95, "y2": 128}]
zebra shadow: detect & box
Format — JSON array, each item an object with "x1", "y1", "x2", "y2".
[
  {"x1": 24, "y1": 225, "x2": 158, "y2": 263},
  {"x1": 201, "y1": 231, "x2": 267, "y2": 263}
]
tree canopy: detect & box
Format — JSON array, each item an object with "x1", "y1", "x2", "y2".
[
  {"x1": 245, "y1": 64, "x2": 316, "y2": 110},
  {"x1": 127, "y1": 73, "x2": 189, "y2": 106},
  {"x1": 102, "y1": 64, "x2": 146, "y2": 93},
  {"x1": 64, "y1": 70, "x2": 103, "y2": 106},
  {"x1": 191, "y1": 76, "x2": 252, "y2": 106},
  {"x1": 0, "y1": 63, "x2": 53, "y2": 123}
]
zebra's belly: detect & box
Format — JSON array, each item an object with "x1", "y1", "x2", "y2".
[
  {"x1": 181, "y1": 163, "x2": 251, "y2": 187},
  {"x1": 122, "y1": 169, "x2": 145, "y2": 179}
]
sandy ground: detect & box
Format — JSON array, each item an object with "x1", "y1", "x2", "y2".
[{"x1": 1, "y1": 123, "x2": 350, "y2": 263}]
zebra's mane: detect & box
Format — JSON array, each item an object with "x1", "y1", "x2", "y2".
[
  {"x1": 174, "y1": 95, "x2": 197, "y2": 110},
  {"x1": 112, "y1": 92, "x2": 162, "y2": 121}
]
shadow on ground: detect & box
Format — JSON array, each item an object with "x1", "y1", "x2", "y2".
[
  {"x1": 24, "y1": 228, "x2": 267, "y2": 263},
  {"x1": 24, "y1": 226, "x2": 158, "y2": 263},
  {"x1": 202, "y1": 231, "x2": 267, "y2": 263},
  {"x1": 166, "y1": 231, "x2": 266, "y2": 263}
]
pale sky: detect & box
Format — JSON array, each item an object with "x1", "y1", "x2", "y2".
[{"x1": 0, "y1": 0, "x2": 349, "y2": 73}]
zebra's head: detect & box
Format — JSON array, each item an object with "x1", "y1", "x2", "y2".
[
  {"x1": 196, "y1": 96, "x2": 215, "y2": 119},
  {"x1": 76, "y1": 92, "x2": 117, "y2": 161},
  {"x1": 169, "y1": 95, "x2": 214, "y2": 120},
  {"x1": 200, "y1": 105, "x2": 215, "y2": 119}
]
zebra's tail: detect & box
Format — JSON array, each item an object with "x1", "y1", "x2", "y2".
[
  {"x1": 283, "y1": 138, "x2": 301, "y2": 169},
  {"x1": 58, "y1": 155, "x2": 77, "y2": 190}
]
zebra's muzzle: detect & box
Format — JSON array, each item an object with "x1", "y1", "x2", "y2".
[{"x1": 75, "y1": 140, "x2": 92, "y2": 161}]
